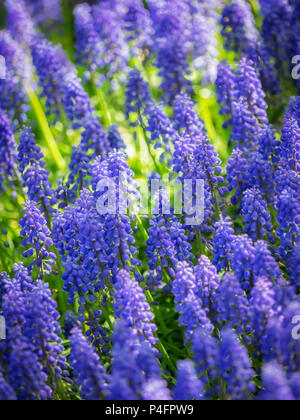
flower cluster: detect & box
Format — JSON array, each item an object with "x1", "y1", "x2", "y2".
[{"x1": 1, "y1": 0, "x2": 300, "y2": 402}]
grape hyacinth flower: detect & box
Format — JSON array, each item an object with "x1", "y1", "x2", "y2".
[
  {"x1": 24, "y1": 0, "x2": 62, "y2": 28},
  {"x1": 1, "y1": 265, "x2": 67, "y2": 399},
  {"x1": 194, "y1": 256, "x2": 220, "y2": 319},
  {"x1": 19, "y1": 201, "x2": 56, "y2": 277},
  {"x1": 259, "y1": 0, "x2": 293, "y2": 72},
  {"x1": 262, "y1": 301, "x2": 300, "y2": 374},
  {"x1": 287, "y1": 244, "x2": 300, "y2": 288},
  {"x1": 252, "y1": 240, "x2": 283, "y2": 283},
  {"x1": 174, "y1": 360, "x2": 204, "y2": 400},
  {"x1": 217, "y1": 329, "x2": 255, "y2": 400},
  {"x1": 125, "y1": 69, "x2": 152, "y2": 125},
  {"x1": 212, "y1": 216, "x2": 235, "y2": 272},
  {"x1": 146, "y1": 190, "x2": 193, "y2": 287},
  {"x1": 249, "y1": 277, "x2": 276, "y2": 354},
  {"x1": 259, "y1": 362, "x2": 295, "y2": 401},
  {"x1": 172, "y1": 262, "x2": 214, "y2": 343},
  {"x1": 31, "y1": 38, "x2": 93, "y2": 127},
  {"x1": 63, "y1": 311, "x2": 80, "y2": 339},
  {"x1": 113, "y1": 270, "x2": 157, "y2": 346},
  {"x1": 152, "y1": 1, "x2": 193, "y2": 104},
  {"x1": 192, "y1": 328, "x2": 219, "y2": 393},
  {"x1": 220, "y1": 0, "x2": 279, "y2": 94},
  {"x1": 221, "y1": 0, "x2": 258, "y2": 57},
  {"x1": 231, "y1": 235, "x2": 256, "y2": 292},
  {"x1": 0, "y1": 371, "x2": 16, "y2": 400},
  {"x1": 107, "y1": 125, "x2": 125, "y2": 151},
  {"x1": 279, "y1": 98, "x2": 300, "y2": 173},
  {"x1": 216, "y1": 273, "x2": 251, "y2": 340},
  {"x1": 109, "y1": 321, "x2": 169, "y2": 400},
  {"x1": 226, "y1": 147, "x2": 250, "y2": 206},
  {"x1": 18, "y1": 127, "x2": 57, "y2": 219},
  {"x1": 53, "y1": 191, "x2": 110, "y2": 352},
  {"x1": 74, "y1": 3, "x2": 102, "y2": 73},
  {"x1": 241, "y1": 188, "x2": 273, "y2": 241},
  {"x1": 91, "y1": 1, "x2": 129, "y2": 85},
  {"x1": 69, "y1": 328, "x2": 108, "y2": 400},
  {"x1": 0, "y1": 109, "x2": 17, "y2": 191},
  {"x1": 5, "y1": 0, "x2": 37, "y2": 46},
  {"x1": 91, "y1": 152, "x2": 142, "y2": 281},
  {"x1": 122, "y1": 0, "x2": 153, "y2": 49},
  {"x1": 247, "y1": 151, "x2": 275, "y2": 205},
  {"x1": 146, "y1": 102, "x2": 178, "y2": 163},
  {"x1": 216, "y1": 61, "x2": 236, "y2": 128},
  {"x1": 173, "y1": 93, "x2": 206, "y2": 138},
  {"x1": 0, "y1": 31, "x2": 31, "y2": 125}
]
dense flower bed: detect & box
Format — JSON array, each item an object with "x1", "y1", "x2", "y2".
[{"x1": 0, "y1": 0, "x2": 299, "y2": 401}]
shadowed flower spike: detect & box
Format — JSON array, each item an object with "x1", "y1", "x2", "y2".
[
  {"x1": 231, "y1": 235, "x2": 256, "y2": 291},
  {"x1": 194, "y1": 256, "x2": 220, "y2": 319},
  {"x1": 53, "y1": 190, "x2": 110, "y2": 352},
  {"x1": 262, "y1": 301, "x2": 300, "y2": 373},
  {"x1": 146, "y1": 190, "x2": 193, "y2": 287},
  {"x1": 241, "y1": 188, "x2": 273, "y2": 241},
  {"x1": 216, "y1": 273, "x2": 251, "y2": 340},
  {"x1": 220, "y1": 0, "x2": 279, "y2": 94},
  {"x1": 192, "y1": 328, "x2": 219, "y2": 391},
  {"x1": 259, "y1": 0, "x2": 293, "y2": 72},
  {"x1": 226, "y1": 147, "x2": 250, "y2": 205},
  {"x1": 70, "y1": 328, "x2": 108, "y2": 400},
  {"x1": 287, "y1": 244, "x2": 300, "y2": 287},
  {"x1": 174, "y1": 360, "x2": 204, "y2": 400},
  {"x1": 63, "y1": 311, "x2": 80, "y2": 339},
  {"x1": 212, "y1": 216, "x2": 235, "y2": 272},
  {"x1": 221, "y1": 0, "x2": 259, "y2": 57},
  {"x1": 173, "y1": 262, "x2": 214, "y2": 343},
  {"x1": 259, "y1": 362, "x2": 295, "y2": 401},
  {"x1": 0, "y1": 109, "x2": 17, "y2": 191},
  {"x1": 113, "y1": 270, "x2": 158, "y2": 345},
  {"x1": 217, "y1": 329, "x2": 255, "y2": 400},
  {"x1": 249, "y1": 277, "x2": 276, "y2": 353},
  {"x1": 109, "y1": 321, "x2": 169, "y2": 400}
]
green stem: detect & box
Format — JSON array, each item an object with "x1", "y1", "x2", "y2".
[
  {"x1": 145, "y1": 290, "x2": 169, "y2": 335},
  {"x1": 91, "y1": 73, "x2": 111, "y2": 127},
  {"x1": 25, "y1": 85, "x2": 66, "y2": 170},
  {"x1": 156, "y1": 340, "x2": 177, "y2": 376}
]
